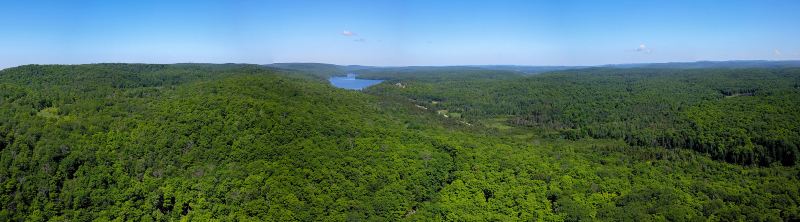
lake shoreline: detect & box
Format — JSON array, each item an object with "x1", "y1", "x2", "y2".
[{"x1": 329, "y1": 73, "x2": 384, "y2": 90}]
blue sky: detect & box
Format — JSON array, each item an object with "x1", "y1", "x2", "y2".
[{"x1": 1, "y1": 0, "x2": 798, "y2": 68}]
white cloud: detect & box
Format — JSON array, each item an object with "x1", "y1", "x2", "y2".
[
  {"x1": 341, "y1": 30, "x2": 356, "y2": 36},
  {"x1": 774, "y1": 49, "x2": 782, "y2": 56},
  {"x1": 636, "y1": 44, "x2": 652, "y2": 53}
]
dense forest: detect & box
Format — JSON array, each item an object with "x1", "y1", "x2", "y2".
[
  {"x1": 1, "y1": 64, "x2": 799, "y2": 221},
  {"x1": 366, "y1": 67, "x2": 800, "y2": 166}
]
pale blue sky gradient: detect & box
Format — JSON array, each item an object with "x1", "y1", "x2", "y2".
[{"x1": 1, "y1": 0, "x2": 799, "y2": 68}]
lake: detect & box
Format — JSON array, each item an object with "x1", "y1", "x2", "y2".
[{"x1": 329, "y1": 74, "x2": 384, "y2": 90}]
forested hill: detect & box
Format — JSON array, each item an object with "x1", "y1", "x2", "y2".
[
  {"x1": 1, "y1": 64, "x2": 799, "y2": 221},
  {"x1": 604, "y1": 60, "x2": 800, "y2": 69},
  {"x1": 0, "y1": 64, "x2": 457, "y2": 220},
  {"x1": 264, "y1": 63, "x2": 371, "y2": 79},
  {"x1": 367, "y1": 67, "x2": 800, "y2": 166},
  {"x1": 264, "y1": 60, "x2": 800, "y2": 79}
]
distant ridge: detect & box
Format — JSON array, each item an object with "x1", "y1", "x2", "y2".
[
  {"x1": 602, "y1": 60, "x2": 800, "y2": 69},
  {"x1": 266, "y1": 60, "x2": 800, "y2": 76}
]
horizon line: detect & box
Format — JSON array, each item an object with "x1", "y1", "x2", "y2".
[{"x1": 3, "y1": 59, "x2": 800, "y2": 70}]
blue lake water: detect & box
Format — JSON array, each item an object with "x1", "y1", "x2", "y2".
[{"x1": 329, "y1": 74, "x2": 384, "y2": 90}]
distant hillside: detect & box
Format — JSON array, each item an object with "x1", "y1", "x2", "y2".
[
  {"x1": 264, "y1": 63, "x2": 527, "y2": 81},
  {"x1": 354, "y1": 66, "x2": 524, "y2": 81},
  {"x1": 265, "y1": 63, "x2": 372, "y2": 79},
  {"x1": 266, "y1": 61, "x2": 800, "y2": 80},
  {"x1": 469, "y1": 65, "x2": 586, "y2": 74},
  {"x1": 604, "y1": 60, "x2": 800, "y2": 69}
]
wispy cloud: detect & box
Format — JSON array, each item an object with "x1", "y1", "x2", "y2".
[
  {"x1": 636, "y1": 44, "x2": 652, "y2": 53},
  {"x1": 774, "y1": 49, "x2": 782, "y2": 56},
  {"x1": 354, "y1": 38, "x2": 366, "y2": 42},
  {"x1": 341, "y1": 30, "x2": 356, "y2": 36}
]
